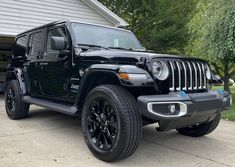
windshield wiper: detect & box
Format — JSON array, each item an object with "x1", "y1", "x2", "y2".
[
  {"x1": 108, "y1": 47, "x2": 146, "y2": 52},
  {"x1": 77, "y1": 43, "x2": 109, "y2": 50}
]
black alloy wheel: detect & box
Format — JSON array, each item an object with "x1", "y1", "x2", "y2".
[
  {"x1": 87, "y1": 97, "x2": 118, "y2": 151},
  {"x1": 82, "y1": 85, "x2": 142, "y2": 162},
  {"x1": 5, "y1": 80, "x2": 29, "y2": 119}
]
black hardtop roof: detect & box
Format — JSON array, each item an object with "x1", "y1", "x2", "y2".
[
  {"x1": 17, "y1": 20, "x2": 67, "y2": 36},
  {"x1": 17, "y1": 19, "x2": 130, "y2": 37}
]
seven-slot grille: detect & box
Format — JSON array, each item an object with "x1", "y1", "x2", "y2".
[{"x1": 165, "y1": 59, "x2": 208, "y2": 92}]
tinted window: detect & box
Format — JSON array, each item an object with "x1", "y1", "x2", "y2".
[
  {"x1": 12, "y1": 35, "x2": 27, "y2": 57},
  {"x1": 46, "y1": 27, "x2": 67, "y2": 57},
  {"x1": 28, "y1": 31, "x2": 43, "y2": 59}
]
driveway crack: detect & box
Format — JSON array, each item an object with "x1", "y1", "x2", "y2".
[
  {"x1": 143, "y1": 138, "x2": 232, "y2": 167},
  {"x1": 0, "y1": 124, "x2": 79, "y2": 138}
]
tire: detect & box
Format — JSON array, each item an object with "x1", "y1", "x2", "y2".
[
  {"x1": 5, "y1": 80, "x2": 29, "y2": 120},
  {"x1": 82, "y1": 85, "x2": 142, "y2": 162},
  {"x1": 177, "y1": 114, "x2": 221, "y2": 137}
]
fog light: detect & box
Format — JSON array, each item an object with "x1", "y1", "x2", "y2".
[{"x1": 169, "y1": 104, "x2": 176, "y2": 114}]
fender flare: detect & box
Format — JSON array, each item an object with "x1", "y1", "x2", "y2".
[
  {"x1": 75, "y1": 68, "x2": 121, "y2": 107},
  {"x1": 5, "y1": 68, "x2": 27, "y2": 95}
]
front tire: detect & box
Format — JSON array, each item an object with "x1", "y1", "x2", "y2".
[
  {"x1": 5, "y1": 80, "x2": 29, "y2": 120},
  {"x1": 177, "y1": 114, "x2": 221, "y2": 137},
  {"x1": 82, "y1": 85, "x2": 142, "y2": 162}
]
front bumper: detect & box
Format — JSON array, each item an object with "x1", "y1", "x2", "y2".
[{"x1": 138, "y1": 90, "x2": 232, "y2": 131}]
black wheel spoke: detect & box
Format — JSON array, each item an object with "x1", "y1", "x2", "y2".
[
  {"x1": 94, "y1": 131, "x2": 102, "y2": 147},
  {"x1": 106, "y1": 112, "x2": 115, "y2": 119},
  {"x1": 109, "y1": 117, "x2": 118, "y2": 129},
  {"x1": 106, "y1": 107, "x2": 115, "y2": 118},
  {"x1": 95, "y1": 99, "x2": 102, "y2": 114},
  {"x1": 102, "y1": 132, "x2": 110, "y2": 149},
  {"x1": 87, "y1": 116, "x2": 97, "y2": 125},
  {"x1": 103, "y1": 101, "x2": 110, "y2": 116},
  {"x1": 91, "y1": 126, "x2": 100, "y2": 139},
  {"x1": 106, "y1": 127, "x2": 116, "y2": 143}
]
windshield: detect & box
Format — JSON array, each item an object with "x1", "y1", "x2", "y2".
[{"x1": 71, "y1": 23, "x2": 143, "y2": 50}]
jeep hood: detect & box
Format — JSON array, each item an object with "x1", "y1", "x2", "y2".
[{"x1": 79, "y1": 49, "x2": 205, "y2": 64}]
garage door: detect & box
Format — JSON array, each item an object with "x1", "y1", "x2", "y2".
[{"x1": 0, "y1": 36, "x2": 14, "y2": 92}]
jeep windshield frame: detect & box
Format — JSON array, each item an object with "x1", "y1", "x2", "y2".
[{"x1": 71, "y1": 22, "x2": 144, "y2": 51}]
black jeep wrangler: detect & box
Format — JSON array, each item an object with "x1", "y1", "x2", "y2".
[{"x1": 4, "y1": 20, "x2": 232, "y2": 162}]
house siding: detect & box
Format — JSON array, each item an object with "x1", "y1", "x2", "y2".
[{"x1": 0, "y1": 0, "x2": 114, "y2": 36}]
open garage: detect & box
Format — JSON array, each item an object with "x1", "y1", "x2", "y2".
[{"x1": 0, "y1": 37, "x2": 14, "y2": 92}]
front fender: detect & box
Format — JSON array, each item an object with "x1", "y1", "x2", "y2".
[
  {"x1": 74, "y1": 64, "x2": 154, "y2": 107},
  {"x1": 90, "y1": 64, "x2": 154, "y2": 87}
]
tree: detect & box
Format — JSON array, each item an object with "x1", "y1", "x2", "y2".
[
  {"x1": 98, "y1": 0, "x2": 198, "y2": 54},
  {"x1": 207, "y1": 11, "x2": 235, "y2": 92},
  {"x1": 185, "y1": 0, "x2": 235, "y2": 93}
]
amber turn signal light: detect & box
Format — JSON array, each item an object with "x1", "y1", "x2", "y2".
[{"x1": 118, "y1": 73, "x2": 129, "y2": 80}]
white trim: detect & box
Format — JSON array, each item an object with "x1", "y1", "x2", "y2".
[
  {"x1": 69, "y1": 20, "x2": 130, "y2": 32},
  {"x1": 147, "y1": 102, "x2": 188, "y2": 118},
  {"x1": 0, "y1": 33, "x2": 17, "y2": 37},
  {"x1": 81, "y1": 0, "x2": 128, "y2": 27}
]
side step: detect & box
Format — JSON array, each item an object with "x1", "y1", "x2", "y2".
[{"x1": 22, "y1": 96, "x2": 78, "y2": 116}]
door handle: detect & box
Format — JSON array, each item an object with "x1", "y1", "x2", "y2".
[{"x1": 40, "y1": 62, "x2": 48, "y2": 66}]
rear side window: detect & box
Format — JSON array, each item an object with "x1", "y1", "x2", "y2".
[
  {"x1": 28, "y1": 31, "x2": 43, "y2": 59},
  {"x1": 12, "y1": 35, "x2": 27, "y2": 58}
]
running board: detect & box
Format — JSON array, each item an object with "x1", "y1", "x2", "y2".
[{"x1": 22, "y1": 96, "x2": 78, "y2": 116}]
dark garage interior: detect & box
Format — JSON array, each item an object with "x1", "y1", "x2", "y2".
[{"x1": 0, "y1": 37, "x2": 14, "y2": 93}]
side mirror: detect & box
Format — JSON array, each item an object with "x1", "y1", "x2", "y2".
[{"x1": 51, "y1": 36, "x2": 66, "y2": 50}]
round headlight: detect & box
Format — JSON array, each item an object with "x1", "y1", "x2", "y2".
[
  {"x1": 205, "y1": 64, "x2": 212, "y2": 80},
  {"x1": 152, "y1": 61, "x2": 169, "y2": 80}
]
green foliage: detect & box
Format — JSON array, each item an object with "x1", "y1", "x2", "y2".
[
  {"x1": 185, "y1": 0, "x2": 235, "y2": 92},
  {"x1": 138, "y1": 0, "x2": 198, "y2": 54},
  {"x1": 99, "y1": 0, "x2": 198, "y2": 54},
  {"x1": 207, "y1": 11, "x2": 235, "y2": 62}
]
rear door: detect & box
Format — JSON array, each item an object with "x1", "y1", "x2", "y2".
[{"x1": 25, "y1": 30, "x2": 44, "y2": 97}]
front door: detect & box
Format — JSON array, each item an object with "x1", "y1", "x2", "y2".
[{"x1": 39, "y1": 26, "x2": 73, "y2": 102}]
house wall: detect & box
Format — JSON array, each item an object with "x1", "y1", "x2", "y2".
[{"x1": 0, "y1": 0, "x2": 114, "y2": 36}]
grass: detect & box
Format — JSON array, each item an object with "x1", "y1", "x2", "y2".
[{"x1": 213, "y1": 86, "x2": 235, "y2": 121}]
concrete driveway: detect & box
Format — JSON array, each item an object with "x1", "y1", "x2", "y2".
[{"x1": 0, "y1": 95, "x2": 235, "y2": 167}]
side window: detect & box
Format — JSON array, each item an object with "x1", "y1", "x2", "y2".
[
  {"x1": 12, "y1": 35, "x2": 27, "y2": 58},
  {"x1": 46, "y1": 27, "x2": 67, "y2": 57},
  {"x1": 28, "y1": 31, "x2": 43, "y2": 59}
]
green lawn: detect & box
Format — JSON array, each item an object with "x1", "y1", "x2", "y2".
[{"x1": 213, "y1": 86, "x2": 235, "y2": 121}]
